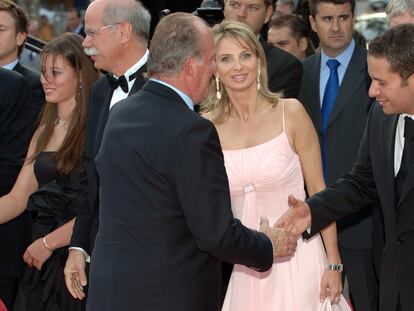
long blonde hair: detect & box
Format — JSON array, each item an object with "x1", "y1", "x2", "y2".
[
  {"x1": 29, "y1": 33, "x2": 99, "y2": 174},
  {"x1": 201, "y1": 20, "x2": 281, "y2": 123}
]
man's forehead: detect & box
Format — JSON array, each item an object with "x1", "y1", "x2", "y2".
[{"x1": 226, "y1": 0, "x2": 268, "y2": 6}]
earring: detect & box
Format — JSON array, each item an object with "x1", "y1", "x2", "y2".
[
  {"x1": 215, "y1": 76, "x2": 222, "y2": 100},
  {"x1": 257, "y1": 68, "x2": 261, "y2": 91}
]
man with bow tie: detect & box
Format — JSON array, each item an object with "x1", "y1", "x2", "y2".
[{"x1": 64, "y1": 0, "x2": 151, "y2": 299}]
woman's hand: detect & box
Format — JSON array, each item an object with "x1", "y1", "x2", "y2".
[
  {"x1": 23, "y1": 238, "x2": 53, "y2": 270},
  {"x1": 320, "y1": 269, "x2": 343, "y2": 304}
]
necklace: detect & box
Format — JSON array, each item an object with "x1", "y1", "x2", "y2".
[{"x1": 55, "y1": 115, "x2": 67, "y2": 128}]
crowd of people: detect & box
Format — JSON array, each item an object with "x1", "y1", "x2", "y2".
[{"x1": 0, "y1": 0, "x2": 414, "y2": 311}]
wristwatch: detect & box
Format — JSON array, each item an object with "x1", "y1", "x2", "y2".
[{"x1": 326, "y1": 263, "x2": 343, "y2": 272}]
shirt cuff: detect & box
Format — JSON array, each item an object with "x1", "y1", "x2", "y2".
[{"x1": 69, "y1": 247, "x2": 91, "y2": 263}]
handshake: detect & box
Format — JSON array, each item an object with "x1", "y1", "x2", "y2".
[{"x1": 260, "y1": 195, "x2": 312, "y2": 257}]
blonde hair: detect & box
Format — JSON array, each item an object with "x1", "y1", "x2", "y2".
[{"x1": 201, "y1": 20, "x2": 281, "y2": 123}]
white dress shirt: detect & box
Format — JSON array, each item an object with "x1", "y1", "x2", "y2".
[{"x1": 109, "y1": 49, "x2": 149, "y2": 110}]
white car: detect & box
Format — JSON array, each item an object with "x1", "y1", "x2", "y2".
[{"x1": 355, "y1": 12, "x2": 388, "y2": 44}]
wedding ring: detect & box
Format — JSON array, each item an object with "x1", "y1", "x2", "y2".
[{"x1": 335, "y1": 296, "x2": 341, "y2": 302}]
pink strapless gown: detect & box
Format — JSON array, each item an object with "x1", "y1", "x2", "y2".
[{"x1": 222, "y1": 130, "x2": 327, "y2": 311}]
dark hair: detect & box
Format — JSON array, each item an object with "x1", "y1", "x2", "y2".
[
  {"x1": 147, "y1": 13, "x2": 207, "y2": 77},
  {"x1": 0, "y1": 0, "x2": 28, "y2": 55},
  {"x1": 268, "y1": 14, "x2": 315, "y2": 56},
  {"x1": 308, "y1": 0, "x2": 355, "y2": 15},
  {"x1": 269, "y1": 14, "x2": 309, "y2": 41},
  {"x1": 68, "y1": 7, "x2": 81, "y2": 18},
  {"x1": 368, "y1": 24, "x2": 414, "y2": 80},
  {"x1": 31, "y1": 33, "x2": 99, "y2": 174}
]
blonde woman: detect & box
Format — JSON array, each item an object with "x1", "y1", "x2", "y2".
[{"x1": 202, "y1": 20, "x2": 348, "y2": 311}]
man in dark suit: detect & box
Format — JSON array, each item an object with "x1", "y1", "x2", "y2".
[
  {"x1": 0, "y1": 68, "x2": 33, "y2": 311},
  {"x1": 0, "y1": 0, "x2": 45, "y2": 121},
  {"x1": 66, "y1": 7, "x2": 86, "y2": 37},
  {"x1": 298, "y1": 0, "x2": 377, "y2": 309},
  {"x1": 64, "y1": 0, "x2": 152, "y2": 300},
  {"x1": 223, "y1": 0, "x2": 303, "y2": 97},
  {"x1": 86, "y1": 13, "x2": 297, "y2": 311},
  {"x1": 277, "y1": 24, "x2": 414, "y2": 311}
]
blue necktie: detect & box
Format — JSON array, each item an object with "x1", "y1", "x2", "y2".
[{"x1": 321, "y1": 59, "x2": 340, "y2": 181}]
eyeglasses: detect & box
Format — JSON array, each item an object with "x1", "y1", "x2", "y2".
[{"x1": 84, "y1": 23, "x2": 119, "y2": 37}]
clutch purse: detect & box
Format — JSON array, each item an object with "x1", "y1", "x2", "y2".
[{"x1": 320, "y1": 296, "x2": 352, "y2": 311}]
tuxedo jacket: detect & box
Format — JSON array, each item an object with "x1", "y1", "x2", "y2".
[
  {"x1": 299, "y1": 44, "x2": 374, "y2": 249},
  {"x1": 308, "y1": 103, "x2": 414, "y2": 311},
  {"x1": 260, "y1": 37, "x2": 303, "y2": 98},
  {"x1": 0, "y1": 69, "x2": 33, "y2": 278},
  {"x1": 86, "y1": 81, "x2": 273, "y2": 311},
  {"x1": 13, "y1": 62, "x2": 45, "y2": 122},
  {"x1": 70, "y1": 66, "x2": 146, "y2": 253}
]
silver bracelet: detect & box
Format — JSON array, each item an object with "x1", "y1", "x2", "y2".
[
  {"x1": 42, "y1": 236, "x2": 54, "y2": 251},
  {"x1": 326, "y1": 263, "x2": 343, "y2": 272}
]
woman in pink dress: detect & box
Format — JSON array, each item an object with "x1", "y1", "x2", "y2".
[{"x1": 202, "y1": 20, "x2": 346, "y2": 311}]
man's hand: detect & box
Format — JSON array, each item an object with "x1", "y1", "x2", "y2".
[
  {"x1": 276, "y1": 195, "x2": 312, "y2": 235},
  {"x1": 260, "y1": 217, "x2": 298, "y2": 257},
  {"x1": 64, "y1": 249, "x2": 88, "y2": 300}
]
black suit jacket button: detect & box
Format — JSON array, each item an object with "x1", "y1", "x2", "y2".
[{"x1": 397, "y1": 238, "x2": 404, "y2": 244}]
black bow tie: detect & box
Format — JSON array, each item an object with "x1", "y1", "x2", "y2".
[{"x1": 106, "y1": 69, "x2": 140, "y2": 93}]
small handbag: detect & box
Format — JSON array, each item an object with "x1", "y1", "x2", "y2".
[
  {"x1": 0, "y1": 299, "x2": 8, "y2": 311},
  {"x1": 320, "y1": 296, "x2": 352, "y2": 311}
]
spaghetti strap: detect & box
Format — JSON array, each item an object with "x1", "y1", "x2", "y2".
[{"x1": 282, "y1": 99, "x2": 285, "y2": 131}]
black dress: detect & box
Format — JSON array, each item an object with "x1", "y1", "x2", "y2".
[{"x1": 13, "y1": 152, "x2": 87, "y2": 311}]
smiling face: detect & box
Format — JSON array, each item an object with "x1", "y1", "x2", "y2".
[
  {"x1": 40, "y1": 53, "x2": 79, "y2": 106},
  {"x1": 216, "y1": 37, "x2": 259, "y2": 94},
  {"x1": 368, "y1": 55, "x2": 414, "y2": 115},
  {"x1": 309, "y1": 2, "x2": 354, "y2": 57}
]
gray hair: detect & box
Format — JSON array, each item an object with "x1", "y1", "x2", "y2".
[
  {"x1": 147, "y1": 13, "x2": 206, "y2": 77},
  {"x1": 102, "y1": 0, "x2": 151, "y2": 41},
  {"x1": 386, "y1": 0, "x2": 414, "y2": 18}
]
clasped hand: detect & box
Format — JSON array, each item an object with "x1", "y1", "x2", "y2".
[{"x1": 259, "y1": 217, "x2": 298, "y2": 257}]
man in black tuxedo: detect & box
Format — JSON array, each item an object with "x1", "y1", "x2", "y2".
[
  {"x1": 64, "y1": 0, "x2": 150, "y2": 300},
  {"x1": 86, "y1": 13, "x2": 297, "y2": 311},
  {"x1": 298, "y1": 0, "x2": 377, "y2": 309},
  {"x1": 0, "y1": 0, "x2": 45, "y2": 121},
  {"x1": 277, "y1": 24, "x2": 414, "y2": 311},
  {"x1": 223, "y1": 0, "x2": 303, "y2": 97},
  {"x1": 0, "y1": 68, "x2": 33, "y2": 310}
]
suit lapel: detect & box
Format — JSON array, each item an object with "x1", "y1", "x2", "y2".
[
  {"x1": 328, "y1": 45, "x2": 366, "y2": 126},
  {"x1": 400, "y1": 134, "x2": 414, "y2": 204},
  {"x1": 128, "y1": 64, "x2": 147, "y2": 96},
  {"x1": 304, "y1": 55, "x2": 322, "y2": 129},
  {"x1": 383, "y1": 114, "x2": 399, "y2": 207},
  {"x1": 92, "y1": 86, "x2": 112, "y2": 156}
]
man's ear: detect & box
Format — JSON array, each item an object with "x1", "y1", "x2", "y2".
[
  {"x1": 309, "y1": 15, "x2": 317, "y2": 33},
  {"x1": 299, "y1": 37, "x2": 308, "y2": 52},
  {"x1": 183, "y1": 58, "x2": 195, "y2": 78},
  {"x1": 118, "y1": 22, "x2": 133, "y2": 44},
  {"x1": 16, "y1": 32, "x2": 27, "y2": 48},
  {"x1": 264, "y1": 5, "x2": 273, "y2": 24}
]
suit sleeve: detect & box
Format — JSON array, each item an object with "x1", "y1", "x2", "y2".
[
  {"x1": 0, "y1": 72, "x2": 33, "y2": 195},
  {"x1": 307, "y1": 104, "x2": 378, "y2": 235},
  {"x1": 168, "y1": 117, "x2": 273, "y2": 272}
]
